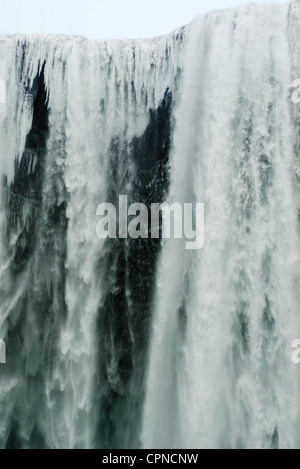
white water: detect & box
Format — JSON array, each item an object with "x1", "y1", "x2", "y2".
[
  {"x1": 0, "y1": 0, "x2": 300, "y2": 450},
  {"x1": 143, "y1": 1, "x2": 300, "y2": 450},
  {"x1": 0, "y1": 32, "x2": 183, "y2": 448}
]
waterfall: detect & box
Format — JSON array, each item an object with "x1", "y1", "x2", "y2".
[
  {"x1": 143, "y1": 0, "x2": 300, "y2": 450},
  {"x1": 0, "y1": 31, "x2": 184, "y2": 449},
  {"x1": 0, "y1": 0, "x2": 300, "y2": 450}
]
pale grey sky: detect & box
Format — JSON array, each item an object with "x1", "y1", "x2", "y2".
[{"x1": 0, "y1": 0, "x2": 287, "y2": 40}]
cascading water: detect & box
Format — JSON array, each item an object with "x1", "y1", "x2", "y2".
[
  {"x1": 0, "y1": 0, "x2": 300, "y2": 450},
  {"x1": 143, "y1": 0, "x2": 300, "y2": 450},
  {"x1": 0, "y1": 31, "x2": 183, "y2": 449}
]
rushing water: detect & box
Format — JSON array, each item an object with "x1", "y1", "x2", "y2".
[{"x1": 0, "y1": 0, "x2": 300, "y2": 450}]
